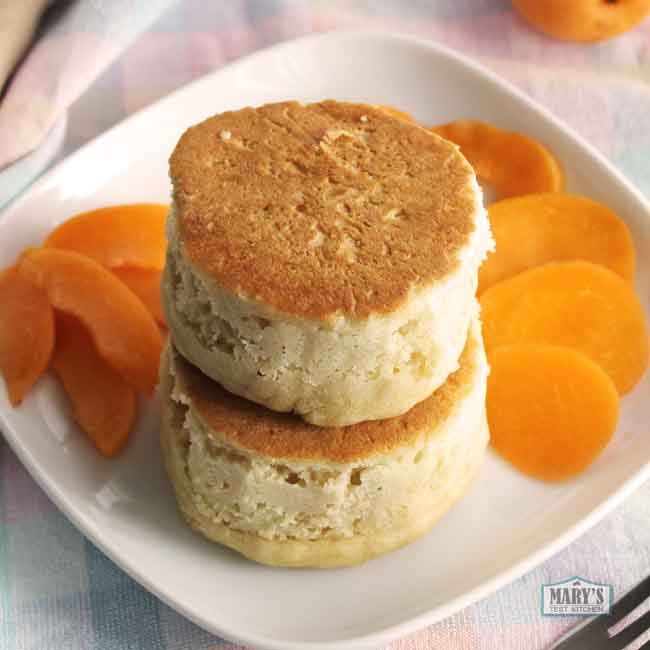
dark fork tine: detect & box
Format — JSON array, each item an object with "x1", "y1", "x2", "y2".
[
  {"x1": 552, "y1": 617, "x2": 608, "y2": 649},
  {"x1": 610, "y1": 574, "x2": 650, "y2": 622},
  {"x1": 552, "y1": 574, "x2": 650, "y2": 649},
  {"x1": 608, "y1": 608, "x2": 650, "y2": 650}
]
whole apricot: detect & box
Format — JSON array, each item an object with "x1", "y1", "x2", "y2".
[{"x1": 512, "y1": 0, "x2": 650, "y2": 43}]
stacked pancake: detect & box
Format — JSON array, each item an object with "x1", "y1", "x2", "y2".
[{"x1": 160, "y1": 100, "x2": 493, "y2": 567}]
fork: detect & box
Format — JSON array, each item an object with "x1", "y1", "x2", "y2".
[{"x1": 552, "y1": 574, "x2": 650, "y2": 649}]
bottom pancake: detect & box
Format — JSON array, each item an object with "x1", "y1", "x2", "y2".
[{"x1": 159, "y1": 318, "x2": 489, "y2": 568}]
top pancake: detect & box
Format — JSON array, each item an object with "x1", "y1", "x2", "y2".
[
  {"x1": 169, "y1": 100, "x2": 479, "y2": 319},
  {"x1": 167, "y1": 320, "x2": 482, "y2": 464}
]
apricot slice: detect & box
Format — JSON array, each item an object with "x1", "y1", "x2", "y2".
[
  {"x1": 44, "y1": 203, "x2": 168, "y2": 270},
  {"x1": 487, "y1": 344, "x2": 619, "y2": 481},
  {"x1": 0, "y1": 266, "x2": 54, "y2": 405},
  {"x1": 112, "y1": 267, "x2": 165, "y2": 326},
  {"x1": 376, "y1": 105, "x2": 416, "y2": 124},
  {"x1": 52, "y1": 313, "x2": 136, "y2": 457},
  {"x1": 512, "y1": 0, "x2": 650, "y2": 43},
  {"x1": 431, "y1": 120, "x2": 564, "y2": 200},
  {"x1": 480, "y1": 261, "x2": 648, "y2": 394},
  {"x1": 19, "y1": 248, "x2": 162, "y2": 393},
  {"x1": 479, "y1": 193, "x2": 636, "y2": 293}
]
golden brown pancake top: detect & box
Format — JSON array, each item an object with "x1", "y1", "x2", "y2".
[
  {"x1": 169, "y1": 100, "x2": 478, "y2": 319},
  {"x1": 167, "y1": 325, "x2": 480, "y2": 463}
]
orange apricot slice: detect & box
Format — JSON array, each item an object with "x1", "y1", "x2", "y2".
[
  {"x1": 480, "y1": 261, "x2": 648, "y2": 394},
  {"x1": 0, "y1": 266, "x2": 54, "y2": 405},
  {"x1": 44, "y1": 203, "x2": 168, "y2": 269},
  {"x1": 112, "y1": 267, "x2": 165, "y2": 326},
  {"x1": 431, "y1": 120, "x2": 564, "y2": 200},
  {"x1": 52, "y1": 313, "x2": 136, "y2": 457},
  {"x1": 376, "y1": 105, "x2": 416, "y2": 124},
  {"x1": 19, "y1": 248, "x2": 162, "y2": 393},
  {"x1": 487, "y1": 344, "x2": 619, "y2": 482},
  {"x1": 479, "y1": 193, "x2": 636, "y2": 293},
  {"x1": 512, "y1": 0, "x2": 650, "y2": 43}
]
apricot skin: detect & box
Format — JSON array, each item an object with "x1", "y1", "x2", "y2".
[
  {"x1": 479, "y1": 193, "x2": 636, "y2": 293},
  {"x1": 19, "y1": 248, "x2": 162, "y2": 394},
  {"x1": 431, "y1": 120, "x2": 564, "y2": 200},
  {"x1": 44, "y1": 203, "x2": 168, "y2": 270},
  {"x1": 52, "y1": 314, "x2": 136, "y2": 457},
  {"x1": 487, "y1": 344, "x2": 619, "y2": 482},
  {"x1": 0, "y1": 267, "x2": 54, "y2": 405},
  {"x1": 112, "y1": 267, "x2": 165, "y2": 326},
  {"x1": 480, "y1": 261, "x2": 648, "y2": 395},
  {"x1": 512, "y1": 0, "x2": 650, "y2": 43}
]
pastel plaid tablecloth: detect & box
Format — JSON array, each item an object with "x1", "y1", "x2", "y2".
[{"x1": 2, "y1": 1, "x2": 650, "y2": 649}]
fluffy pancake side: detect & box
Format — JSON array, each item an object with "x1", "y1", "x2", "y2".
[{"x1": 159, "y1": 318, "x2": 489, "y2": 567}]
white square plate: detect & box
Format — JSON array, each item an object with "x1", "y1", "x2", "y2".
[{"x1": 1, "y1": 31, "x2": 649, "y2": 650}]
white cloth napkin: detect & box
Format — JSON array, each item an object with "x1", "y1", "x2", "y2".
[{"x1": 0, "y1": 0, "x2": 175, "y2": 170}]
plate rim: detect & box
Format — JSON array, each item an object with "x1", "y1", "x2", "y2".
[{"x1": 1, "y1": 28, "x2": 650, "y2": 650}]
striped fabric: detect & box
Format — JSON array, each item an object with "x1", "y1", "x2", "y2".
[{"x1": 2, "y1": 1, "x2": 650, "y2": 648}]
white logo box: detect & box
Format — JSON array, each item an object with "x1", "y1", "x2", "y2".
[{"x1": 542, "y1": 577, "x2": 613, "y2": 617}]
